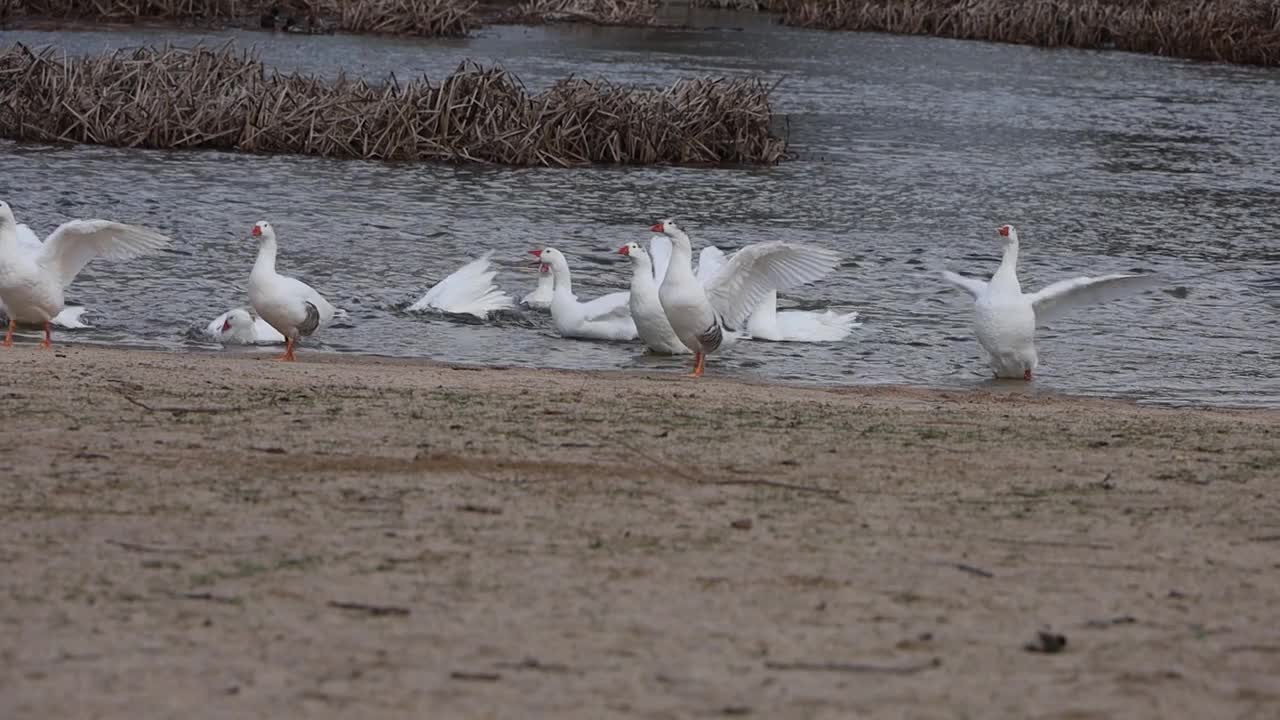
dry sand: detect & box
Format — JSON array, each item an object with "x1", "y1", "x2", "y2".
[{"x1": 2, "y1": 345, "x2": 1279, "y2": 719}]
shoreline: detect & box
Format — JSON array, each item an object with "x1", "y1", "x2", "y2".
[
  {"x1": 4, "y1": 344, "x2": 1279, "y2": 717},
  {"x1": 15, "y1": 340, "x2": 1273, "y2": 412}
]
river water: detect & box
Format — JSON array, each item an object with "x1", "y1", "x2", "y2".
[{"x1": 2, "y1": 12, "x2": 1279, "y2": 407}]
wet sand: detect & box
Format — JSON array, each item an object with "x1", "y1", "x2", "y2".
[{"x1": 2, "y1": 345, "x2": 1279, "y2": 718}]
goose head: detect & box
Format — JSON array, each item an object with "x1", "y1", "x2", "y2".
[
  {"x1": 250, "y1": 220, "x2": 276, "y2": 244},
  {"x1": 528, "y1": 248, "x2": 550, "y2": 274},
  {"x1": 618, "y1": 241, "x2": 651, "y2": 266},
  {"x1": 650, "y1": 218, "x2": 690, "y2": 250},
  {"x1": 535, "y1": 247, "x2": 570, "y2": 278},
  {"x1": 997, "y1": 224, "x2": 1019, "y2": 247},
  {"x1": 220, "y1": 308, "x2": 255, "y2": 336}
]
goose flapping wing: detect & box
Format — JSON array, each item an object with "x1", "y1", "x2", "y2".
[
  {"x1": 704, "y1": 242, "x2": 840, "y2": 328},
  {"x1": 37, "y1": 219, "x2": 171, "y2": 287}
]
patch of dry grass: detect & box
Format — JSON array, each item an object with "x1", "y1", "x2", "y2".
[
  {"x1": 0, "y1": 44, "x2": 787, "y2": 166},
  {"x1": 781, "y1": 0, "x2": 1280, "y2": 66}
]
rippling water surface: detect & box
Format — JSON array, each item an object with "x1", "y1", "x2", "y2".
[{"x1": 2, "y1": 13, "x2": 1279, "y2": 406}]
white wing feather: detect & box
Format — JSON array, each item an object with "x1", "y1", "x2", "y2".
[
  {"x1": 939, "y1": 270, "x2": 988, "y2": 299},
  {"x1": 705, "y1": 242, "x2": 840, "y2": 328},
  {"x1": 696, "y1": 246, "x2": 728, "y2": 286},
  {"x1": 649, "y1": 234, "x2": 672, "y2": 283},
  {"x1": 15, "y1": 224, "x2": 43, "y2": 251},
  {"x1": 579, "y1": 290, "x2": 632, "y2": 322},
  {"x1": 37, "y1": 219, "x2": 171, "y2": 287},
  {"x1": 1029, "y1": 274, "x2": 1160, "y2": 325},
  {"x1": 409, "y1": 251, "x2": 514, "y2": 318}
]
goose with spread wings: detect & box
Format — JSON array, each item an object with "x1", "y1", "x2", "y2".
[
  {"x1": 0, "y1": 200, "x2": 169, "y2": 348},
  {"x1": 651, "y1": 219, "x2": 841, "y2": 377},
  {"x1": 939, "y1": 224, "x2": 1159, "y2": 380}
]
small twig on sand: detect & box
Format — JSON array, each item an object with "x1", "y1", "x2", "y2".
[
  {"x1": 709, "y1": 478, "x2": 848, "y2": 502},
  {"x1": 932, "y1": 561, "x2": 994, "y2": 578},
  {"x1": 450, "y1": 671, "x2": 501, "y2": 682},
  {"x1": 328, "y1": 600, "x2": 410, "y2": 617},
  {"x1": 109, "y1": 387, "x2": 249, "y2": 416},
  {"x1": 458, "y1": 503, "x2": 503, "y2": 515},
  {"x1": 494, "y1": 657, "x2": 571, "y2": 674},
  {"x1": 178, "y1": 591, "x2": 241, "y2": 604},
  {"x1": 765, "y1": 658, "x2": 941, "y2": 675},
  {"x1": 106, "y1": 538, "x2": 193, "y2": 554},
  {"x1": 616, "y1": 438, "x2": 848, "y2": 503}
]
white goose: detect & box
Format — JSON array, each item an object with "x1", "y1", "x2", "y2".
[
  {"x1": 247, "y1": 221, "x2": 337, "y2": 361},
  {"x1": 0, "y1": 200, "x2": 169, "y2": 348},
  {"x1": 521, "y1": 250, "x2": 555, "y2": 310},
  {"x1": 618, "y1": 240, "x2": 689, "y2": 355},
  {"x1": 746, "y1": 291, "x2": 861, "y2": 342},
  {"x1": 1, "y1": 223, "x2": 91, "y2": 329},
  {"x1": 206, "y1": 307, "x2": 286, "y2": 345},
  {"x1": 652, "y1": 219, "x2": 841, "y2": 376},
  {"x1": 535, "y1": 247, "x2": 636, "y2": 341},
  {"x1": 652, "y1": 233, "x2": 859, "y2": 343},
  {"x1": 407, "y1": 251, "x2": 514, "y2": 319},
  {"x1": 940, "y1": 223, "x2": 1159, "y2": 380}
]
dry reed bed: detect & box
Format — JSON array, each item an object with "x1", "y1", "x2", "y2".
[
  {"x1": 495, "y1": 0, "x2": 661, "y2": 27},
  {"x1": 6, "y1": 0, "x2": 475, "y2": 37},
  {"x1": 0, "y1": 45, "x2": 786, "y2": 166},
  {"x1": 781, "y1": 0, "x2": 1280, "y2": 66}
]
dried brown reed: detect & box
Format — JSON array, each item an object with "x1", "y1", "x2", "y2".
[
  {"x1": 8, "y1": 0, "x2": 474, "y2": 37},
  {"x1": 0, "y1": 44, "x2": 786, "y2": 166},
  {"x1": 782, "y1": 0, "x2": 1280, "y2": 66},
  {"x1": 499, "y1": 0, "x2": 660, "y2": 26},
  {"x1": 691, "y1": 0, "x2": 785, "y2": 12}
]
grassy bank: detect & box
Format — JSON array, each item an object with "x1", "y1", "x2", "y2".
[
  {"x1": 3, "y1": 346, "x2": 1279, "y2": 717},
  {"x1": 781, "y1": 0, "x2": 1280, "y2": 66},
  {"x1": 0, "y1": 44, "x2": 786, "y2": 166}
]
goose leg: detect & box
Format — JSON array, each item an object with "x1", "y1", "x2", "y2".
[
  {"x1": 2, "y1": 319, "x2": 13, "y2": 347},
  {"x1": 693, "y1": 352, "x2": 706, "y2": 378},
  {"x1": 39, "y1": 321, "x2": 53, "y2": 349},
  {"x1": 277, "y1": 337, "x2": 296, "y2": 362},
  {"x1": 1023, "y1": 369, "x2": 1032, "y2": 381},
  {"x1": 687, "y1": 351, "x2": 703, "y2": 377}
]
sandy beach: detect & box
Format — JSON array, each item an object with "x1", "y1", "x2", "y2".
[{"x1": 2, "y1": 345, "x2": 1279, "y2": 718}]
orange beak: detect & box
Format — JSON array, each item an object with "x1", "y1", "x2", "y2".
[
  {"x1": 221, "y1": 319, "x2": 232, "y2": 332},
  {"x1": 649, "y1": 222, "x2": 664, "y2": 233},
  {"x1": 997, "y1": 226, "x2": 1010, "y2": 237},
  {"x1": 618, "y1": 245, "x2": 630, "y2": 256},
  {"x1": 251, "y1": 225, "x2": 262, "y2": 237}
]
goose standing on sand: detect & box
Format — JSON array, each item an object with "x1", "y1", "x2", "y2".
[
  {"x1": 939, "y1": 224, "x2": 1159, "y2": 380},
  {"x1": 619, "y1": 240, "x2": 689, "y2": 354},
  {"x1": 0, "y1": 200, "x2": 169, "y2": 348},
  {"x1": 408, "y1": 251, "x2": 514, "y2": 319},
  {"x1": 652, "y1": 219, "x2": 841, "y2": 377},
  {"x1": 521, "y1": 249, "x2": 555, "y2": 310},
  {"x1": 535, "y1": 247, "x2": 636, "y2": 341},
  {"x1": 206, "y1": 307, "x2": 286, "y2": 345},
  {"x1": 247, "y1": 221, "x2": 337, "y2": 361}
]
